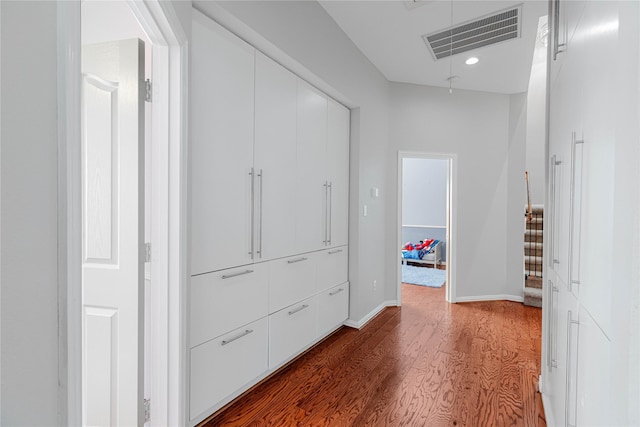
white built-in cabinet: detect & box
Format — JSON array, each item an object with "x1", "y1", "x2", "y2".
[
  {"x1": 188, "y1": 9, "x2": 351, "y2": 426},
  {"x1": 543, "y1": 0, "x2": 639, "y2": 425}
]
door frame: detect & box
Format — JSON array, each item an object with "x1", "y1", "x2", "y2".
[
  {"x1": 57, "y1": 1, "x2": 188, "y2": 425},
  {"x1": 396, "y1": 151, "x2": 457, "y2": 304}
]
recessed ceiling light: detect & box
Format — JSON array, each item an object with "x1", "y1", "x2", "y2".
[{"x1": 465, "y1": 57, "x2": 479, "y2": 65}]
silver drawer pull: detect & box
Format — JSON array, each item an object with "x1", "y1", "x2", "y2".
[
  {"x1": 288, "y1": 304, "x2": 309, "y2": 316},
  {"x1": 287, "y1": 257, "x2": 308, "y2": 264},
  {"x1": 221, "y1": 269, "x2": 254, "y2": 280},
  {"x1": 328, "y1": 249, "x2": 343, "y2": 255},
  {"x1": 571, "y1": 280, "x2": 580, "y2": 285},
  {"x1": 329, "y1": 288, "x2": 344, "y2": 296},
  {"x1": 553, "y1": 259, "x2": 560, "y2": 264},
  {"x1": 221, "y1": 329, "x2": 253, "y2": 346}
]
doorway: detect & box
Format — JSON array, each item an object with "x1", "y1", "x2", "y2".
[
  {"x1": 60, "y1": 1, "x2": 187, "y2": 425},
  {"x1": 81, "y1": 2, "x2": 151, "y2": 424},
  {"x1": 396, "y1": 152, "x2": 456, "y2": 304}
]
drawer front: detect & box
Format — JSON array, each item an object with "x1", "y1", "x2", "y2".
[
  {"x1": 190, "y1": 263, "x2": 268, "y2": 348},
  {"x1": 269, "y1": 253, "x2": 318, "y2": 313},
  {"x1": 317, "y1": 282, "x2": 349, "y2": 338},
  {"x1": 189, "y1": 317, "x2": 268, "y2": 420},
  {"x1": 269, "y1": 297, "x2": 317, "y2": 369},
  {"x1": 316, "y1": 246, "x2": 348, "y2": 292}
]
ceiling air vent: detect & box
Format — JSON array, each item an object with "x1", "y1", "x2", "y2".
[{"x1": 423, "y1": 5, "x2": 521, "y2": 60}]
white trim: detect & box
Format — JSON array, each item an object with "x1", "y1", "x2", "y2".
[
  {"x1": 454, "y1": 294, "x2": 525, "y2": 303},
  {"x1": 57, "y1": 2, "x2": 82, "y2": 425},
  {"x1": 397, "y1": 151, "x2": 457, "y2": 305},
  {"x1": 60, "y1": 2, "x2": 188, "y2": 426},
  {"x1": 402, "y1": 224, "x2": 447, "y2": 229},
  {"x1": 541, "y1": 389, "x2": 556, "y2": 427},
  {"x1": 343, "y1": 300, "x2": 397, "y2": 330}
]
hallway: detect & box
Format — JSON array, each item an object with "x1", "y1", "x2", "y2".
[{"x1": 203, "y1": 284, "x2": 544, "y2": 426}]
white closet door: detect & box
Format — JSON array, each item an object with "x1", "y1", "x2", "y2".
[
  {"x1": 190, "y1": 11, "x2": 256, "y2": 275},
  {"x1": 327, "y1": 99, "x2": 350, "y2": 248},
  {"x1": 254, "y1": 53, "x2": 297, "y2": 261},
  {"x1": 295, "y1": 80, "x2": 327, "y2": 254}
]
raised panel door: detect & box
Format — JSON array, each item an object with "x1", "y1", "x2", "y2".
[
  {"x1": 295, "y1": 80, "x2": 327, "y2": 254},
  {"x1": 327, "y1": 99, "x2": 350, "y2": 248},
  {"x1": 254, "y1": 53, "x2": 297, "y2": 261},
  {"x1": 190, "y1": 10, "x2": 256, "y2": 275},
  {"x1": 82, "y1": 38, "x2": 145, "y2": 427}
]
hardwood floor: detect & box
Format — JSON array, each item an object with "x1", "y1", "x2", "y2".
[{"x1": 201, "y1": 284, "x2": 545, "y2": 426}]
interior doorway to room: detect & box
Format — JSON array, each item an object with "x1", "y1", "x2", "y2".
[
  {"x1": 81, "y1": 2, "x2": 152, "y2": 424},
  {"x1": 397, "y1": 153, "x2": 455, "y2": 304}
]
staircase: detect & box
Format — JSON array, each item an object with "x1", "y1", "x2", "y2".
[{"x1": 524, "y1": 205, "x2": 543, "y2": 307}]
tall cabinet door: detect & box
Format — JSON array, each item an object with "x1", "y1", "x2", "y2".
[
  {"x1": 327, "y1": 99, "x2": 350, "y2": 248},
  {"x1": 190, "y1": 11, "x2": 256, "y2": 275},
  {"x1": 254, "y1": 53, "x2": 297, "y2": 261},
  {"x1": 296, "y1": 81, "x2": 327, "y2": 254}
]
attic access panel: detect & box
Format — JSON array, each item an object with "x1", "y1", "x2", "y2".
[{"x1": 423, "y1": 5, "x2": 522, "y2": 60}]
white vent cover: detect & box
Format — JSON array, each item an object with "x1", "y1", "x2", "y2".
[{"x1": 423, "y1": 5, "x2": 522, "y2": 60}]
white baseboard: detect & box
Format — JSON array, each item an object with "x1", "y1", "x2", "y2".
[
  {"x1": 454, "y1": 294, "x2": 524, "y2": 303},
  {"x1": 541, "y1": 389, "x2": 555, "y2": 427},
  {"x1": 344, "y1": 300, "x2": 397, "y2": 330}
]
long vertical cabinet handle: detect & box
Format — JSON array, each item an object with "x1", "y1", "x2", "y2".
[
  {"x1": 569, "y1": 134, "x2": 584, "y2": 292},
  {"x1": 553, "y1": 158, "x2": 562, "y2": 266},
  {"x1": 552, "y1": 0, "x2": 565, "y2": 60},
  {"x1": 249, "y1": 168, "x2": 255, "y2": 259},
  {"x1": 548, "y1": 282, "x2": 560, "y2": 370},
  {"x1": 549, "y1": 156, "x2": 556, "y2": 268},
  {"x1": 328, "y1": 181, "x2": 333, "y2": 245},
  {"x1": 257, "y1": 169, "x2": 263, "y2": 258},
  {"x1": 323, "y1": 181, "x2": 329, "y2": 245},
  {"x1": 565, "y1": 311, "x2": 580, "y2": 427}
]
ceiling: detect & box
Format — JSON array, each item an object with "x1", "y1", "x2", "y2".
[{"x1": 319, "y1": 0, "x2": 548, "y2": 94}]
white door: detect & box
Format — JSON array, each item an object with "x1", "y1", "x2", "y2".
[
  {"x1": 190, "y1": 11, "x2": 256, "y2": 275},
  {"x1": 254, "y1": 52, "x2": 297, "y2": 261},
  {"x1": 327, "y1": 99, "x2": 350, "y2": 248},
  {"x1": 82, "y1": 39, "x2": 145, "y2": 427},
  {"x1": 296, "y1": 80, "x2": 327, "y2": 253}
]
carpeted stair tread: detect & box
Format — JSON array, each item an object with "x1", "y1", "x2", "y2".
[
  {"x1": 525, "y1": 277, "x2": 543, "y2": 289},
  {"x1": 526, "y1": 218, "x2": 544, "y2": 229},
  {"x1": 524, "y1": 286, "x2": 542, "y2": 308},
  {"x1": 524, "y1": 242, "x2": 543, "y2": 249}
]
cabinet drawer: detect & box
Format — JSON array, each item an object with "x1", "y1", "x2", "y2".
[
  {"x1": 269, "y1": 297, "x2": 317, "y2": 369},
  {"x1": 317, "y1": 246, "x2": 348, "y2": 292},
  {"x1": 189, "y1": 317, "x2": 268, "y2": 420},
  {"x1": 317, "y1": 282, "x2": 349, "y2": 338},
  {"x1": 269, "y1": 253, "x2": 318, "y2": 313},
  {"x1": 190, "y1": 263, "x2": 268, "y2": 348}
]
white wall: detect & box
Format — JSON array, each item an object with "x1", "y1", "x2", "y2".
[
  {"x1": 201, "y1": 0, "x2": 391, "y2": 322},
  {"x1": 387, "y1": 83, "x2": 525, "y2": 301},
  {"x1": 507, "y1": 93, "x2": 527, "y2": 296},
  {"x1": 402, "y1": 158, "x2": 447, "y2": 226},
  {"x1": 0, "y1": 1, "x2": 60, "y2": 425},
  {"x1": 525, "y1": 16, "x2": 548, "y2": 206}
]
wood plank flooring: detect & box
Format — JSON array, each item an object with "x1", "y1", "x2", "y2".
[{"x1": 201, "y1": 283, "x2": 545, "y2": 426}]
